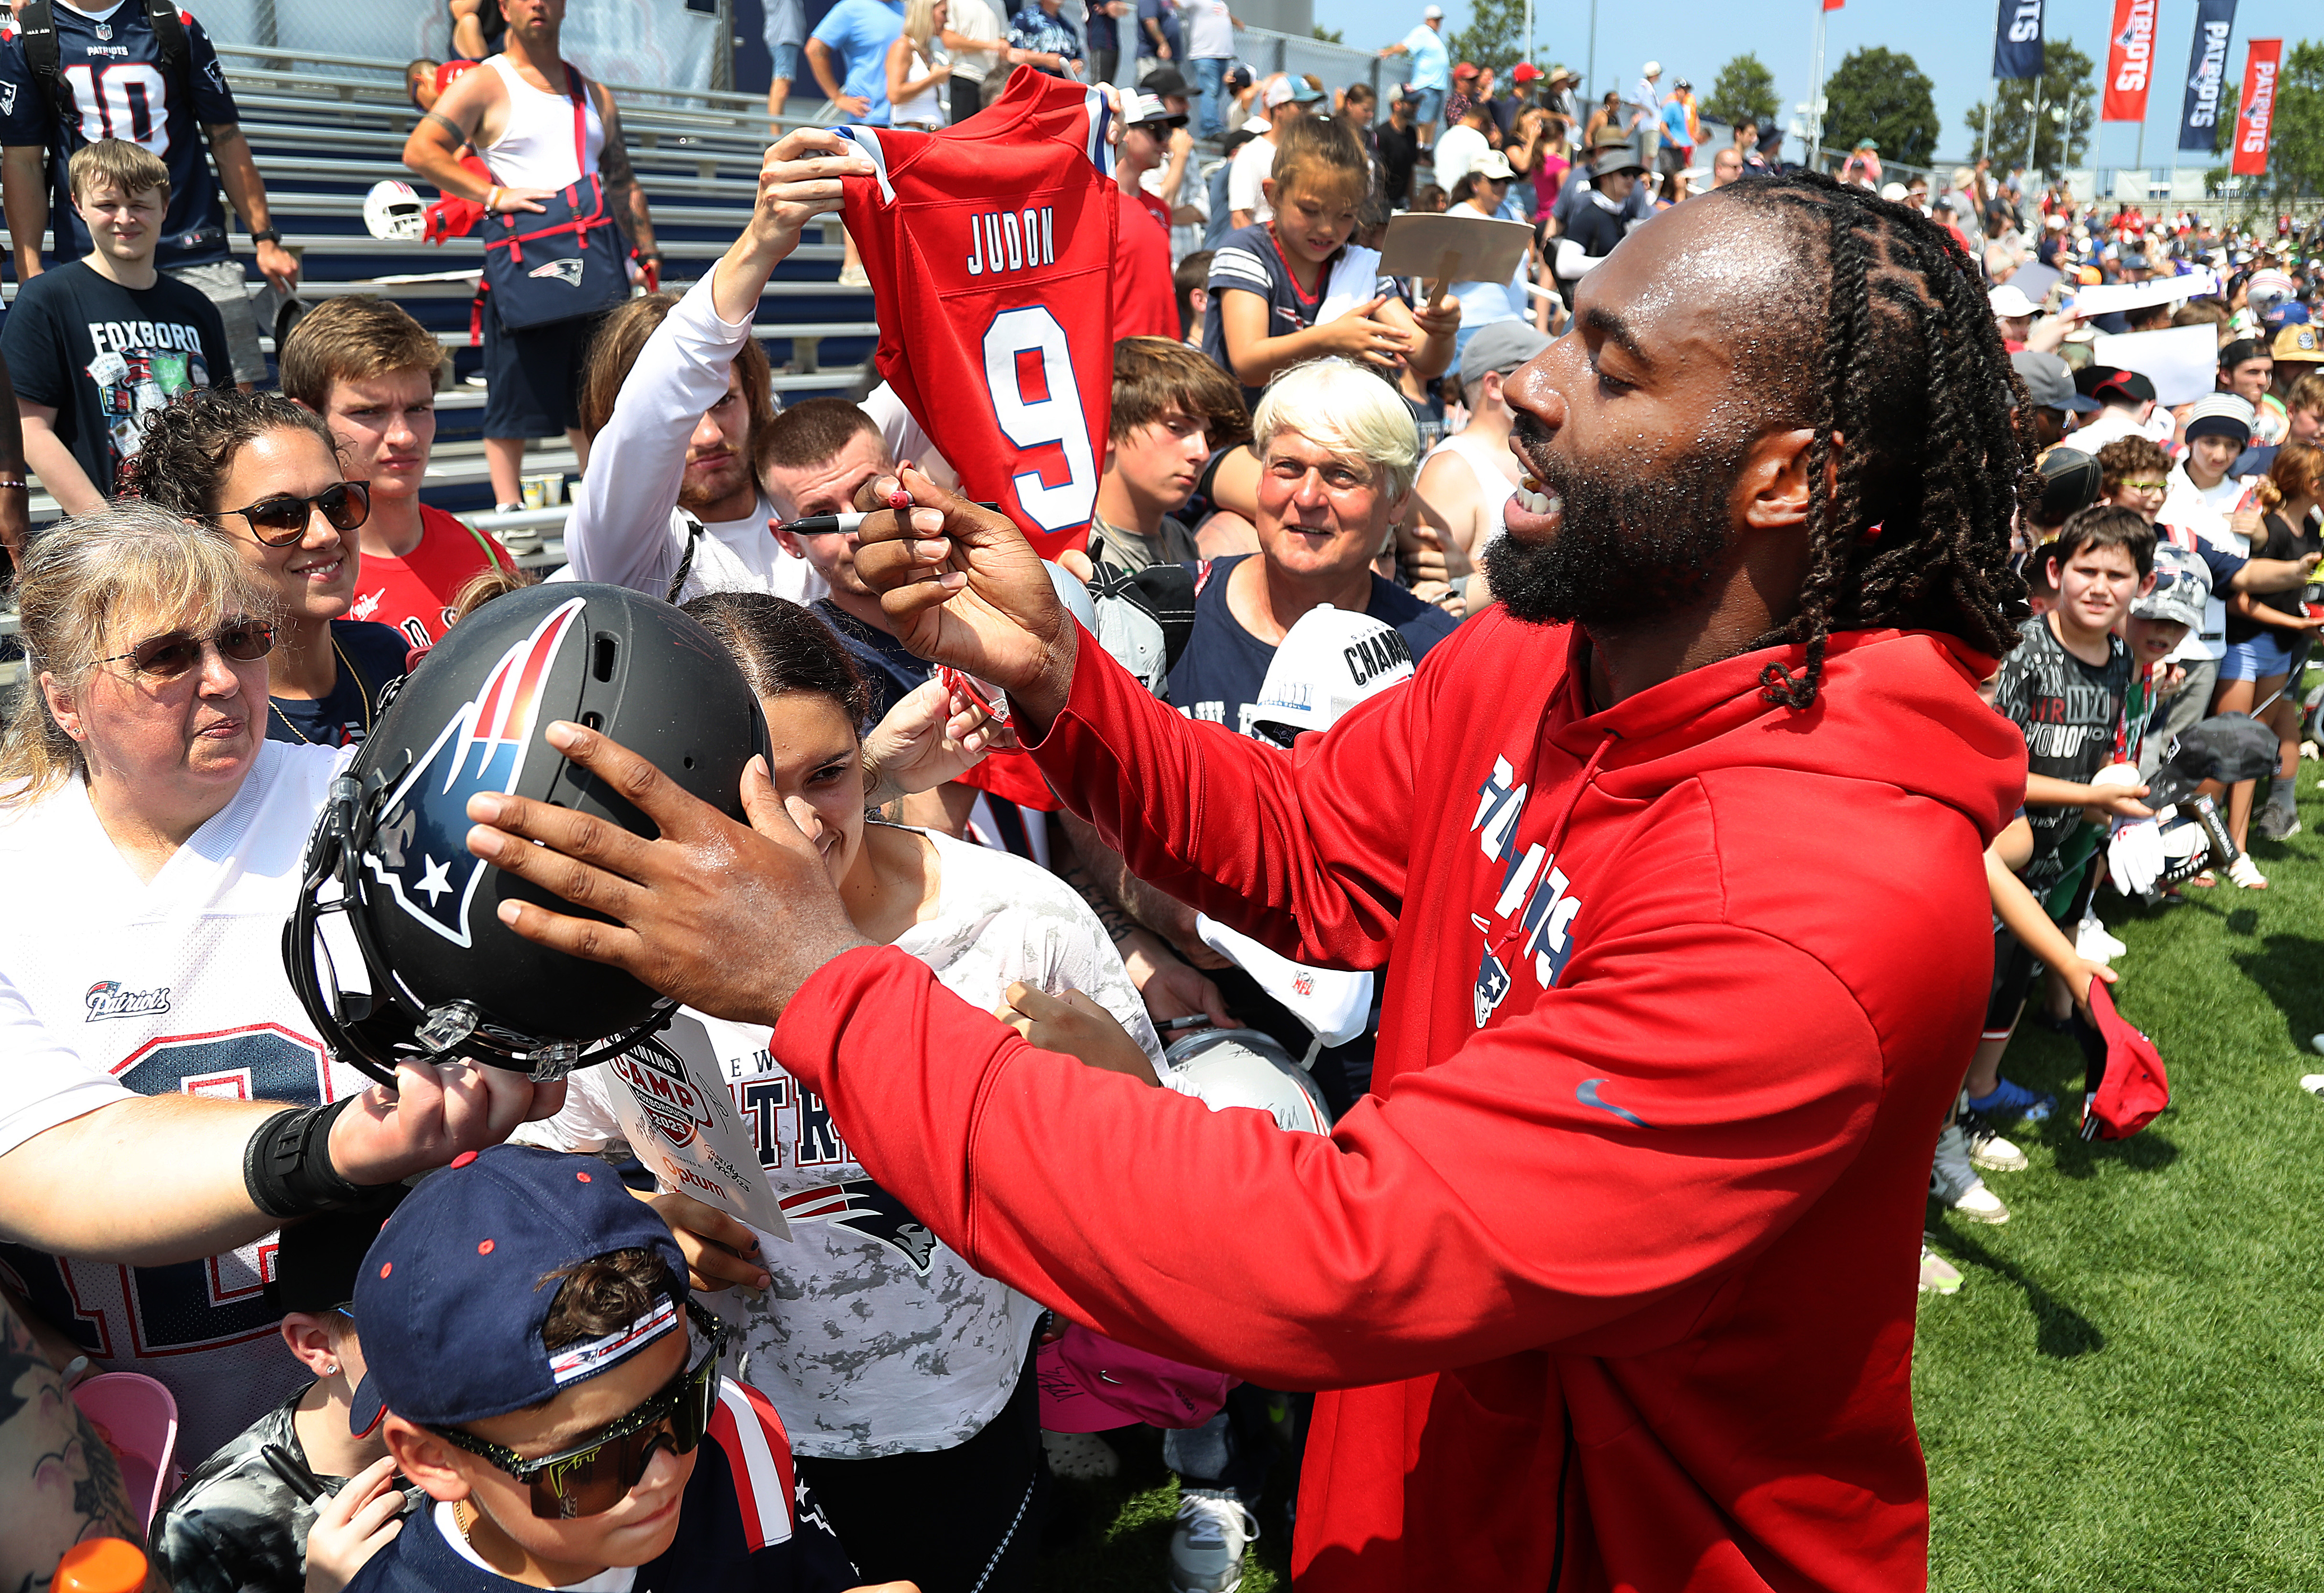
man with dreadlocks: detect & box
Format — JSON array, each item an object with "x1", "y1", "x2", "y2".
[{"x1": 455, "y1": 174, "x2": 2034, "y2": 1591}]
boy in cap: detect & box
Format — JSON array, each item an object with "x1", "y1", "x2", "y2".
[
  {"x1": 152, "y1": 1197, "x2": 417, "y2": 1593},
  {"x1": 344, "y1": 1146, "x2": 871, "y2": 1593}
]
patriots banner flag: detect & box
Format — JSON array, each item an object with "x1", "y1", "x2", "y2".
[
  {"x1": 2102, "y1": 0, "x2": 2157, "y2": 122},
  {"x1": 2231, "y1": 39, "x2": 2281, "y2": 177},
  {"x1": 2178, "y1": 0, "x2": 2237, "y2": 151},
  {"x1": 1993, "y1": 0, "x2": 2043, "y2": 80}
]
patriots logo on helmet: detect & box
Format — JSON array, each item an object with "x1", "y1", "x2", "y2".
[
  {"x1": 529, "y1": 257, "x2": 587, "y2": 287},
  {"x1": 363, "y1": 597, "x2": 585, "y2": 947},
  {"x1": 779, "y1": 1180, "x2": 939, "y2": 1275}
]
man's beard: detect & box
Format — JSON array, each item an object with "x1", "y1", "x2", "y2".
[
  {"x1": 677, "y1": 457, "x2": 753, "y2": 517},
  {"x1": 1484, "y1": 420, "x2": 1751, "y2": 628}
]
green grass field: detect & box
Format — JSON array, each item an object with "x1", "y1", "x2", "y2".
[{"x1": 1035, "y1": 764, "x2": 2324, "y2": 1593}]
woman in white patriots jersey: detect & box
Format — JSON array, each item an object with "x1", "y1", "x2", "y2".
[{"x1": 0, "y1": 506, "x2": 549, "y2": 1464}]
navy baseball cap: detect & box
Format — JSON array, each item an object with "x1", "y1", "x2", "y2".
[{"x1": 348, "y1": 1145, "x2": 688, "y2": 1437}]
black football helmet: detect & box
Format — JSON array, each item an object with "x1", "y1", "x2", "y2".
[{"x1": 284, "y1": 583, "x2": 769, "y2": 1086}]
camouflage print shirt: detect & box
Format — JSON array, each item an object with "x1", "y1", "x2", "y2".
[{"x1": 150, "y1": 1390, "x2": 423, "y2": 1593}]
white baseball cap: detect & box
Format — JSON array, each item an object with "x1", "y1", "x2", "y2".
[
  {"x1": 1642, "y1": 60, "x2": 1661, "y2": 76},
  {"x1": 1249, "y1": 604, "x2": 1413, "y2": 745},
  {"x1": 1988, "y1": 283, "x2": 2040, "y2": 319},
  {"x1": 1422, "y1": 5, "x2": 1443, "y2": 18}
]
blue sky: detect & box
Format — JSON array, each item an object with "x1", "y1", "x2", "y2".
[{"x1": 1338, "y1": 0, "x2": 2314, "y2": 170}]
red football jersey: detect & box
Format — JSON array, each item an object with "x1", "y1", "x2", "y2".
[
  {"x1": 1114, "y1": 188, "x2": 1178, "y2": 342},
  {"x1": 346, "y1": 502, "x2": 516, "y2": 648},
  {"x1": 839, "y1": 69, "x2": 1118, "y2": 558}
]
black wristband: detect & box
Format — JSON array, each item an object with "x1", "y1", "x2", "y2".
[
  {"x1": 243, "y1": 1098, "x2": 386, "y2": 1220},
  {"x1": 249, "y1": 227, "x2": 283, "y2": 245}
]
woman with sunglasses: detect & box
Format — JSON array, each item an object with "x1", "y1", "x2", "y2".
[
  {"x1": 0, "y1": 503, "x2": 557, "y2": 1467},
  {"x1": 123, "y1": 391, "x2": 410, "y2": 749}
]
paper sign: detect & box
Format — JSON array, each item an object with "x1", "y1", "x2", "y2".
[
  {"x1": 602, "y1": 1023, "x2": 791, "y2": 1239},
  {"x1": 1378, "y1": 212, "x2": 1534, "y2": 288},
  {"x1": 2069, "y1": 270, "x2": 2219, "y2": 316},
  {"x1": 2091, "y1": 324, "x2": 2220, "y2": 407}
]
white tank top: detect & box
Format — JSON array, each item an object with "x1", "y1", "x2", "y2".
[
  {"x1": 1424, "y1": 431, "x2": 1515, "y2": 547},
  {"x1": 891, "y1": 40, "x2": 947, "y2": 127},
  {"x1": 483, "y1": 54, "x2": 607, "y2": 193}
]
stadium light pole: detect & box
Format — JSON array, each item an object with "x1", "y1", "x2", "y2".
[
  {"x1": 1586, "y1": 0, "x2": 1596, "y2": 104},
  {"x1": 1805, "y1": 0, "x2": 1828, "y2": 165}
]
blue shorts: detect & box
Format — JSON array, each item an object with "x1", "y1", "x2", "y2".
[
  {"x1": 2220, "y1": 629, "x2": 2298, "y2": 681},
  {"x1": 1408, "y1": 86, "x2": 1445, "y2": 126},
  {"x1": 769, "y1": 42, "x2": 802, "y2": 82}
]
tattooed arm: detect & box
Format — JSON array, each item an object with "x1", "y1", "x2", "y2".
[
  {"x1": 592, "y1": 87, "x2": 658, "y2": 262},
  {"x1": 0, "y1": 1297, "x2": 143, "y2": 1593}
]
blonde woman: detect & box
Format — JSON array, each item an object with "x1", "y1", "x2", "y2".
[{"x1": 885, "y1": 0, "x2": 953, "y2": 131}]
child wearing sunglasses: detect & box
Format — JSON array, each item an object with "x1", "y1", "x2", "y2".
[{"x1": 348, "y1": 1146, "x2": 880, "y2": 1593}]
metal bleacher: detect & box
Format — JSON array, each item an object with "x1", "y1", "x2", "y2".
[{"x1": 11, "y1": 45, "x2": 880, "y2": 532}]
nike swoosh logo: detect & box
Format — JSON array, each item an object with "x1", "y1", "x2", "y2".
[{"x1": 1576, "y1": 1079, "x2": 1654, "y2": 1130}]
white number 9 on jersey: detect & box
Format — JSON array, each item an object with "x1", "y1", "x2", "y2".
[{"x1": 982, "y1": 306, "x2": 1098, "y2": 535}]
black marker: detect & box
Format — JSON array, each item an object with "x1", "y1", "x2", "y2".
[{"x1": 772, "y1": 502, "x2": 1003, "y2": 537}]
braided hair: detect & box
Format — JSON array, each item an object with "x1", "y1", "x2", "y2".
[{"x1": 1727, "y1": 172, "x2": 2034, "y2": 708}]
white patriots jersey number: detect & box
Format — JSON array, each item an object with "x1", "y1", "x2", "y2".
[
  {"x1": 0, "y1": 1026, "x2": 330, "y2": 1358},
  {"x1": 983, "y1": 305, "x2": 1098, "y2": 534},
  {"x1": 62, "y1": 63, "x2": 174, "y2": 156}
]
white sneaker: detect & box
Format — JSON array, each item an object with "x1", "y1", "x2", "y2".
[
  {"x1": 1931, "y1": 1121, "x2": 2010, "y2": 1223},
  {"x1": 2301, "y1": 1075, "x2": 2324, "y2": 1099},
  {"x1": 1919, "y1": 1242, "x2": 1964, "y2": 1295},
  {"x1": 2075, "y1": 914, "x2": 2126, "y2": 962},
  {"x1": 1169, "y1": 1488, "x2": 1259, "y2": 1593}
]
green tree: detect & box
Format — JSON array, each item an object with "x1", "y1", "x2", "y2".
[
  {"x1": 1819, "y1": 46, "x2": 1937, "y2": 167},
  {"x1": 1311, "y1": 23, "x2": 1344, "y2": 44},
  {"x1": 1962, "y1": 37, "x2": 2097, "y2": 173},
  {"x1": 1705, "y1": 53, "x2": 1779, "y2": 130},
  {"x1": 1446, "y1": 0, "x2": 1524, "y2": 76}
]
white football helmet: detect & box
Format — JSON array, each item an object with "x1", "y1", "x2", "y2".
[
  {"x1": 1163, "y1": 1028, "x2": 1333, "y2": 1134},
  {"x1": 363, "y1": 179, "x2": 427, "y2": 241}
]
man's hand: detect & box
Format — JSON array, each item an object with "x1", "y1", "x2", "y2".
[
  {"x1": 304, "y1": 1456, "x2": 404, "y2": 1593},
  {"x1": 486, "y1": 185, "x2": 554, "y2": 216},
  {"x1": 1118, "y1": 929, "x2": 1238, "y2": 1028},
  {"x1": 745, "y1": 129, "x2": 874, "y2": 258},
  {"x1": 849, "y1": 467, "x2": 1081, "y2": 731},
  {"x1": 639, "y1": 1189, "x2": 771, "y2": 1293},
  {"x1": 326, "y1": 1061, "x2": 566, "y2": 1188},
  {"x1": 994, "y1": 983, "x2": 1160, "y2": 1085},
  {"x1": 464, "y1": 722, "x2": 869, "y2": 1026},
  {"x1": 253, "y1": 237, "x2": 300, "y2": 293},
  {"x1": 862, "y1": 676, "x2": 1010, "y2": 805},
  {"x1": 835, "y1": 92, "x2": 874, "y2": 118}
]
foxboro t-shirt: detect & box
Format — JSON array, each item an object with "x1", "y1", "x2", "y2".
[
  {"x1": 1168, "y1": 554, "x2": 1457, "y2": 738},
  {"x1": 523, "y1": 827, "x2": 1161, "y2": 1459},
  {"x1": 1988, "y1": 612, "x2": 2131, "y2": 894},
  {"x1": 1, "y1": 259, "x2": 229, "y2": 495}
]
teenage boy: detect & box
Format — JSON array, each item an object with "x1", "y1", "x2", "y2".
[
  {"x1": 1203, "y1": 117, "x2": 1458, "y2": 409},
  {"x1": 348, "y1": 1145, "x2": 871, "y2": 1593},
  {"x1": 283, "y1": 296, "x2": 517, "y2": 647},
  {"x1": 152, "y1": 1198, "x2": 415, "y2": 1593},
  {"x1": 2, "y1": 139, "x2": 230, "y2": 514},
  {"x1": 1091, "y1": 335, "x2": 1247, "y2": 578},
  {"x1": 1962, "y1": 507, "x2": 2157, "y2": 1164}
]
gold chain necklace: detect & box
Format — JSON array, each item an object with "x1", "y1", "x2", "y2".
[{"x1": 271, "y1": 635, "x2": 374, "y2": 746}]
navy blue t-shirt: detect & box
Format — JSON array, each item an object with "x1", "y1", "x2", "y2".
[
  {"x1": 1167, "y1": 554, "x2": 1455, "y2": 738},
  {"x1": 813, "y1": 599, "x2": 925, "y2": 722},
  {"x1": 0, "y1": 2, "x2": 241, "y2": 269},
  {"x1": 265, "y1": 619, "x2": 408, "y2": 749}
]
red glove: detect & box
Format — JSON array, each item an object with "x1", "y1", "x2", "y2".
[{"x1": 640, "y1": 254, "x2": 661, "y2": 293}]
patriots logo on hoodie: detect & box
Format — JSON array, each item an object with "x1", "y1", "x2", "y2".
[
  {"x1": 364, "y1": 597, "x2": 585, "y2": 946},
  {"x1": 1469, "y1": 754, "x2": 1586, "y2": 1018},
  {"x1": 780, "y1": 1180, "x2": 940, "y2": 1275}
]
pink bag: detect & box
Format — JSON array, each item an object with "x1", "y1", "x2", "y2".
[{"x1": 1036, "y1": 1323, "x2": 1237, "y2": 1432}]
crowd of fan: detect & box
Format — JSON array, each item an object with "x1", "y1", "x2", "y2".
[{"x1": 3, "y1": 3, "x2": 2324, "y2": 1592}]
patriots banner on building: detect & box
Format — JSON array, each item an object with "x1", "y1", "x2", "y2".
[
  {"x1": 2178, "y1": 0, "x2": 2237, "y2": 151},
  {"x1": 2102, "y1": 0, "x2": 2158, "y2": 122},
  {"x1": 2231, "y1": 38, "x2": 2280, "y2": 177},
  {"x1": 1993, "y1": 0, "x2": 2043, "y2": 80}
]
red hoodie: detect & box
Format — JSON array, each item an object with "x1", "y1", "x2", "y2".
[{"x1": 773, "y1": 610, "x2": 2027, "y2": 1592}]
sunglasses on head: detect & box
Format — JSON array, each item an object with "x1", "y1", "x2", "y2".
[
  {"x1": 222, "y1": 480, "x2": 371, "y2": 546},
  {"x1": 426, "y1": 1300, "x2": 728, "y2": 1519},
  {"x1": 95, "y1": 618, "x2": 275, "y2": 679}
]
